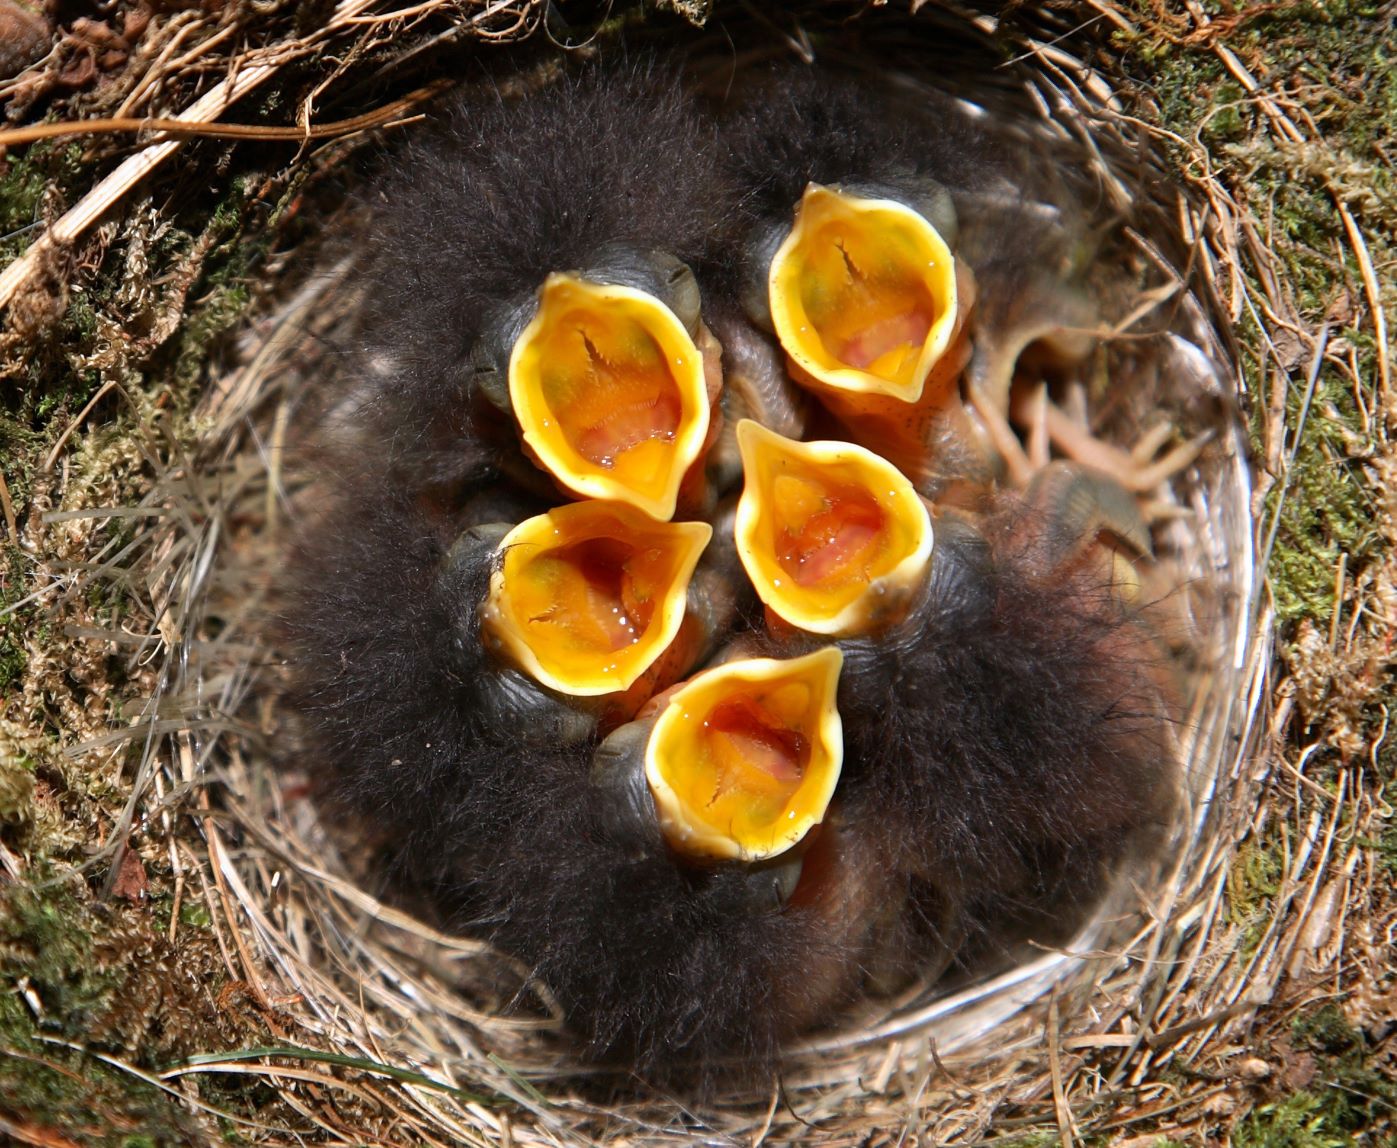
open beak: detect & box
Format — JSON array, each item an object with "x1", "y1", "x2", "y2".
[
  {"x1": 509, "y1": 274, "x2": 712, "y2": 521},
  {"x1": 734, "y1": 420, "x2": 933, "y2": 636},
  {"x1": 480, "y1": 501, "x2": 711, "y2": 696},
  {"x1": 769, "y1": 184, "x2": 960, "y2": 404},
  {"x1": 644, "y1": 647, "x2": 844, "y2": 862}
]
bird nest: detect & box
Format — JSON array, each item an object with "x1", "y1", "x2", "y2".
[{"x1": 2, "y1": 1, "x2": 1393, "y2": 1145}]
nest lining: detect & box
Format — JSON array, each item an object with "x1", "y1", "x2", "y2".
[{"x1": 2, "y1": 0, "x2": 1392, "y2": 1144}]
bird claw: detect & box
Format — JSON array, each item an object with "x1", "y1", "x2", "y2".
[{"x1": 1007, "y1": 384, "x2": 1211, "y2": 499}]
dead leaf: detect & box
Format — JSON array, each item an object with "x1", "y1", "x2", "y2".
[
  {"x1": 111, "y1": 843, "x2": 148, "y2": 901},
  {"x1": 1280, "y1": 1049, "x2": 1318, "y2": 1091},
  {"x1": 1270, "y1": 326, "x2": 1309, "y2": 373},
  {"x1": 0, "y1": 0, "x2": 50, "y2": 81}
]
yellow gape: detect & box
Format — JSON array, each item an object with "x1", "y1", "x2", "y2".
[
  {"x1": 734, "y1": 421, "x2": 933, "y2": 636},
  {"x1": 481, "y1": 501, "x2": 711, "y2": 696},
  {"x1": 644, "y1": 648, "x2": 844, "y2": 861},
  {"x1": 769, "y1": 184, "x2": 959, "y2": 403},
  {"x1": 509, "y1": 274, "x2": 711, "y2": 521}
]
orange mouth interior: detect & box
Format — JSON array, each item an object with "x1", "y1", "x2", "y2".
[
  {"x1": 769, "y1": 471, "x2": 888, "y2": 591},
  {"x1": 770, "y1": 185, "x2": 958, "y2": 402},
  {"x1": 706, "y1": 695, "x2": 810, "y2": 797},
  {"x1": 483, "y1": 503, "x2": 710, "y2": 695},
  {"x1": 510, "y1": 276, "x2": 708, "y2": 520},
  {"x1": 646, "y1": 648, "x2": 843, "y2": 859},
  {"x1": 521, "y1": 535, "x2": 657, "y2": 653},
  {"x1": 543, "y1": 327, "x2": 682, "y2": 470},
  {"x1": 685, "y1": 681, "x2": 817, "y2": 835},
  {"x1": 802, "y1": 240, "x2": 936, "y2": 388},
  {"x1": 735, "y1": 421, "x2": 932, "y2": 634}
]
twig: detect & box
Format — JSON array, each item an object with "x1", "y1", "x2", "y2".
[
  {"x1": 1259, "y1": 324, "x2": 1331, "y2": 578},
  {"x1": 0, "y1": 0, "x2": 392, "y2": 312},
  {"x1": 1334, "y1": 197, "x2": 1391, "y2": 407},
  {"x1": 0, "y1": 79, "x2": 450, "y2": 149},
  {"x1": 41, "y1": 380, "x2": 117, "y2": 472},
  {"x1": 1047, "y1": 994, "x2": 1077, "y2": 1148},
  {"x1": 0, "y1": 468, "x2": 18, "y2": 544},
  {"x1": 32, "y1": 1036, "x2": 288, "y2": 1133}
]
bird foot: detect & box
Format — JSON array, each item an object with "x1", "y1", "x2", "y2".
[{"x1": 1007, "y1": 382, "x2": 1211, "y2": 497}]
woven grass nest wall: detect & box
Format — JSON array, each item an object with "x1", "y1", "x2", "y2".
[{"x1": 1, "y1": 0, "x2": 1393, "y2": 1143}]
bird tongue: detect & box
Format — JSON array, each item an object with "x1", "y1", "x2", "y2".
[
  {"x1": 569, "y1": 390, "x2": 682, "y2": 471},
  {"x1": 771, "y1": 473, "x2": 886, "y2": 589},
  {"x1": 837, "y1": 306, "x2": 933, "y2": 376},
  {"x1": 705, "y1": 697, "x2": 810, "y2": 795}
]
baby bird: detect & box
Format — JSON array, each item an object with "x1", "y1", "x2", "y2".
[
  {"x1": 285, "y1": 57, "x2": 832, "y2": 1076},
  {"x1": 711, "y1": 53, "x2": 1181, "y2": 955},
  {"x1": 282, "y1": 44, "x2": 1185, "y2": 1086}
]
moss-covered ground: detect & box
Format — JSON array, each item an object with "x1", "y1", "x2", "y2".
[{"x1": 1098, "y1": 3, "x2": 1397, "y2": 1145}]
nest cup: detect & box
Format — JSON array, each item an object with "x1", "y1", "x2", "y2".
[
  {"x1": 263, "y1": 18, "x2": 1257, "y2": 1099},
  {"x1": 185, "y1": 4, "x2": 1257, "y2": 1110},
  {"x1": 2, "y1": 1, "x2": 1274, "y2": 1141}
]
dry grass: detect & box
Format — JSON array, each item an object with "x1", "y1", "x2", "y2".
[{"x1": 1, "y1": 1, "x2": 1392, "y2": 1144}]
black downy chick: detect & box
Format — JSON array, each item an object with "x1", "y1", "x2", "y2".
[
  {"x1": 284, "y1": 56, "x2": 866, "y2": 1081},
  {"x1": 712, "y1": 58, "x2": 1107, "y2": 496},
  {"x1": 709, "y1": 58, "x2": 1180, "y2": 970},
  {"x1": 283, "y1": 48, "x2": 1182, "y2": 1088}
]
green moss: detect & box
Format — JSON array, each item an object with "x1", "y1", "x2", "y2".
[
  {"x1": 0, "y1": 547, "x2": 31, "y2": 695},
  {"x1": 0, "y1": 147, "x2": 47, "y2": 218},
  {"x1": 0, "y1": 995, "x2": 208, "y2": 1146},
  {"x1": 0, "y1": 883, "x2": 122, "y2": 1029},
  {"x1": 5, "y1": 364, "x2": 104, "y2": 443},
  {"x1": 0, "y1": 751, "x2": 34, "y2": 828},
  {"x1": 997, "y1": 1133, "x2": 1060, "y2": 1148},
  {"x1": 1201, "y1": 79, "x2": 1249, "y2": 144},
  {"x1": 1234, "y1": 1091, "x2": 1352, "y2": 1148},
  {"x1": 1268, "y1": 383, "x2": 1379, "y2": 627},
  {"x1": 1259, "y1": 1005, "x2": 1397, "y2": 1144},
  {"x1": 1227, "y1": 841, "x2": 1282, "y2": 918},
  {"x1": 1293, "y1": 1005, "x2": 1360, "y2": 1054},
  {"x1": 1357, "y1": 819, "x2": 1396, "y2": 875},
  {"x1": 1115, "y1": 2, "x2": 1393, "y2": 637},
  {"x1": 169, "y1": 281, "x2": 252, "y2": 391},
  {"x1": 1226, "y1": 839, "x2": 1283, "y2": 956},
  {"x1": 148, "y1": 176, "x2": 285, "y2": 399},
  {"x1": 3, "y1": 877, "x2": 177, "y2": 1047},
  {"x1": 0, "y1": 867, "x2": 267, "y2": 1136},
  {"x1": 179, "y1": 900, "x2": 212, "y2": 929},
  {"x1": 0, "y1": 143, "x2": 81, "y2": 263}
]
